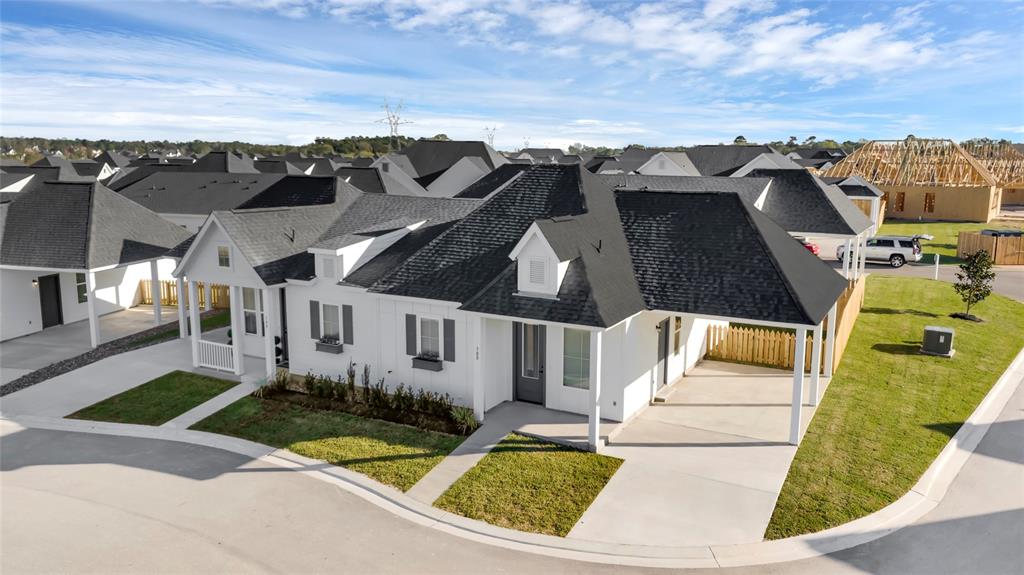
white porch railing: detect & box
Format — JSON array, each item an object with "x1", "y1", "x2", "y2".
[{"x1": 197, "y1": 340, "x2": 234, "y2": 372}]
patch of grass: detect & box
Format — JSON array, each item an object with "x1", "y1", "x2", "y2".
[
  {"x1": 434, "y1": 433, "x2": 623, "y2": 537},
  {"x1": 765, "y1": 276, "x2": 1024, "y2": 539},
  {"x1": 878, "y1": 220, "x2": 1022, "y2": 262},
  {"x1": 191, "y1": 396, "x2": 463, "y2": 491},
  {"x1": 68, "y1": 370, "x2": 236, "y2": 426}
]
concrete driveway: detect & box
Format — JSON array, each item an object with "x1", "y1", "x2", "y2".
[
  {"x1": 569, "y1": 361, "x2": 821, "y2": 547},
  {"x1": 1, "y1": 305, "x2": 176, "y2": 385}
]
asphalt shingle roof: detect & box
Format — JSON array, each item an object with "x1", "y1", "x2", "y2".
[
  {"x1": 0, "y1": 182, "x2": 191, "y2": 270},
  {"x1": 750, "y1": 169, "x2": 873, "y2": 236},
  {"x1": 684, "y1": 145, "x2": 778, "y2": 176},
  {"x1": 600, "y1": 174, "x2": 771, "y2": 205},
  {"x1": 454, "y1": 164, "x2": 530, "y2": 198},
  {"x1": 117, "y1": 173, "x2": 285, "y2": 214}
]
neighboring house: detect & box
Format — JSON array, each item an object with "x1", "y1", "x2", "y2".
[
  {"x1": 825, "y1": 139, "x2": 1002, "y2": 222},
  {"x1": 374, "y1": 140, "x2": 509, "y2": 197},
  {"x1": 821, "y1": 175, "x2": 886, "y2": 233},
  {"x1": 454, "y1": 164, "x2": 531, "y2": 199},
  {"x1": 117, "y1": 173, "x2": 338, "y2": 232},
  {"x1": 596, "y1": 150, "x2": 700, "y2": 177},
  {"x1": 0, "y1": 182, "x2": 190, "y2": 345},
  {"x1": 516, "y1": 148, "x2": 566, "y2": 163},
  {"x1": 601, "y1": 174, "x2": 772, "y2": 209},
  {"x1": 173, "y1": 165, "x2": 849, "y2": 450},
  {"x1": 786, "y1": 147, "x2": 847, "y2": 161},
  {"x1": 959, "y1": 142, "x2": 1024, "y2": 207},
  {"x1": 684, "y1": 144, "x2": 780, "y2": 176},
  {"x1": 729, "y1": 152, "x2": 803, "y2": 177}
]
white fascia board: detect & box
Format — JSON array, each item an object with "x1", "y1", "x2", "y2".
[
  {"x1": 787, "y1": 230, "x2": 862, "y2": 239},
  {"x1": 172, "y1": 214, "x2": 265, "y2": 287},
  {"x1": 0, "y1": 264, "x2": 86, "y2": 273},
  {"x1": 648, "y1": 308, "x2": 819, "y2": 330},
  {"x1": 463, "y1": 308, "x2": 607, "y2": 333}
]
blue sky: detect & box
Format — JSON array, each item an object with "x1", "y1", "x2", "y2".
[{"x1": 1, "y1": 0, "x2": 1022, "y2": 150}]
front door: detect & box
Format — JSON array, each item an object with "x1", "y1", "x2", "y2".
[
  {"x1": 38, "y1": 274, "x2": 63, "y2": 329},
  {"x1": 657, "y1": 317, "x2": 670, "y2": 388},
  {"x1": 513, "y1": 322, "x2": 545, "y2": 404}
]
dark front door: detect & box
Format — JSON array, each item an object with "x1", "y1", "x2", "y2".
[
  {"x1": 38, "y1": 274, "x2": 63, "y2": 329},
  {"x1": 657, "y1": 317, "x2": 670, "y2": 388},
  {"x1": 278, "y1": 289, "x2": 289, "y2": 364},
  {"x1": 513, "y1": 322, "x2": 546, "y2": 404}
]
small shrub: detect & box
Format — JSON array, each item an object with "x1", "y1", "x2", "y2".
[
  {"x1": 361, "y1": 363, "x2": 372, "y2": 404},
  {"x1": 346, "y1": 361, "x2": 357, "y2": 400},
  {"x1": 392, "y1": 383, "x2": 415, "y2": 412},
  {"x1": 450, "y1": 406, "x2": 479, "y2": 435},
  {"x1": 415, "y1": 389, "x2": 454, "y2": 419},
  {"x1": 303, "y1": 372, "x2": 317, "y2": 395},
  {"x1": 367, "y1": 378, "x2": 390, "y2": 409},
  {"x1": 331, "y1": 374, "x2": 348, "y2": 403}
]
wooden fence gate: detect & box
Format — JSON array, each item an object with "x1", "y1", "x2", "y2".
[
  {"x1": 705, "y1": 276, "x2": 866, "y2": 373},
  {"x1": 138, "y1": 280, "x2": 231, "y2": 309}
]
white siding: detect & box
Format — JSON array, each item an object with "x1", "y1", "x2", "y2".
[{"x1": 1, "y1": 269, "x2": 42, "y2": 340}]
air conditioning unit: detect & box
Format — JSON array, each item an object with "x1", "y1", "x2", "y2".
[{"x1": 921, "y1": 326, "x2": 955, "y2": 358}]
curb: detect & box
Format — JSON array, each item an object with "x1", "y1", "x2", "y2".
[{"x1": 3, "y1": 345, "x2": 1022, "y2": 569}]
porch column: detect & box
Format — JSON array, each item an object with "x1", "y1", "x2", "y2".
[
  {"x1": 790, "y1": 326, "x2": 807, "y2": 445},
  {"x1": 262, "y1": 287, "x2": 277, "y2": 379},
  {"x1": 588, "y1": 330, "x2": 604, "y2": 452},
  {"x1": 471, "y1": 315, "x2": 485, "y2": 422},
  {"x1": 204, "y1": 283, "x2": 213, "y2": 312},
  {"x1": 858, "y1": 234, "x2": 868, "y2": 278},
  {"x1": 851, "y1": 236, "x2": 861, "y2": 280},
  {"x1": 809, "y1": 323, "x2": 823, "y2": 407},
  {"x1": 85, "y1": 271, "x2": 100, "y2": 348},
  {"x1": 176, "y1": 276, "x2": 187, "y2": 339},
  {"x1": 824, "y1": 303, "x2": 838, "y2": 378},
  {"x1": 150, "y1": 260, "x2": 162, "y2": 326},
  {"x1": 188, "y1": 280, "x2": 201, "y2": 368},
  {"x1": 229, "y1": 285, "x2": 245, "y2": 376},
  {"x1": 842, "y1": 239, "x2": 852, "y2": 279}
]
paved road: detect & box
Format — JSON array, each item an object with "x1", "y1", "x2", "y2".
[
  {"x1": 3, "y1": 378, "x2": 1022, "y2": 574},
  {"x1": 827, "y1": 261, "x2": 1024, "y2": 302}
]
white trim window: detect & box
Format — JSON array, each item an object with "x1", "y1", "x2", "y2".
[
  {"x1": 322, "y1": 303, "x2": 340, "y2": 341},
  {"x1": 418, "y1": 316, "x2": 441, "y2": 359},
  {"x1": 242, "y1": 287, "x2": 263, "y2": 335},
  {"x1": 563, "y1": 328, "x2": 590, "y2": 390},
  {"x1": 75, "y1": 273, "x2": 88, "y2": 303},
  {"x1": 673, "y1": 316, "x2": 682, "y2": 355},
  {"x1": 217, "y1": 246, "x2": 231, "y2": 268}
]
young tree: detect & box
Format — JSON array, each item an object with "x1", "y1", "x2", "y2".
[
  {"x1": 733, "y1": 135, "x2": 747, "y2": 144},
  {"x1": 953, "y1": 250, "x2": 996, "y2": 318}
]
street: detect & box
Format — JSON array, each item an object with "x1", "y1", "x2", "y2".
[{"x1": 2, "y1": 380, "x2": 1022, "y2": 574}]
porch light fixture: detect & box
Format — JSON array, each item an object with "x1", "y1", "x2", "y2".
[{"x1": 31, "y1": 278, "x2": 38, "y2": 288}]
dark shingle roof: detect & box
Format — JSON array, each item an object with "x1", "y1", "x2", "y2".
[
  {"x1": 334, "y1": 167, "x2": 387, "y2": 195},
  {"x1": 820, "y1": 175, "x2": 885, "y2": 198},
  {"x1": 117, "y1": 173, "x2": 285, "y2": 214},
  {"x1": 394, "y1": 140, "x2": 505, "y2": 186},
  {"x1": 750, "y1": 169, "x2": 873, "y2": 236},
  {"x1": 684, "y1": 145, "x2": 778, "y2": 176},
  {"x1": 616, "y1": 191, "x2": 848, "y2": 325},
  {"x1": 0, "y1": 182, "x2": 191, "y2": 270},
  {"x1": 454, "y1": 164, "x2": 530, "y2": 198},
  {"x1": 600, "y1": 174, "x2": 771, "y2": 205},
  {"x1": 236, "y1": 176, "x2": 338, "y2": 209}
]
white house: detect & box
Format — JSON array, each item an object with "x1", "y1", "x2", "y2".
[
  {"x1": 0, "y1": 182, "x2": 189, "y2": 345},
  {"x1": 174, "y1": 165, "x2": 851, "y2": 452}
]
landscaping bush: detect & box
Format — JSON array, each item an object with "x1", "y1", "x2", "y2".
[
  {"x1": 416, "y1": 388, "x2": 454, "y2": 419},
  {"x1": 331, "y1": 375, "x2": 348, "y2": 403},
  {"x1": 367, "y1": 378, "x2": 390, "y2": 410},
  {"x1": 346, "y1": 361, "x2": 357, "y2": 400},
  {"x1": 450, "y1": 406, "x2": 479, "y2": 435},
  {"x1": 392, "y1": 383, "x2": 415, "y2": 413}
]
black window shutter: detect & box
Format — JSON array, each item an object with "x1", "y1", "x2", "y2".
[
  {"x1": 443, "y1": 318, "x2": 455, "y2": 362},
  {"x1": 342, "y1": 304, "x2": 354, "y2": 345},
  {"x1": 405, "y1": 314, "x2": 417, "y2": 356},
  {"x1": 309, "y1": 300, "x2": 320, "y2": 340}
]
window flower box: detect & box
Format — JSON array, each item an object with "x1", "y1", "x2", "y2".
[
  {"x1": 315, "y1": 338, "x2": 343, "y2": 354},
  {"x1": 412, "y1": 355, "x2": 443, "y2": 372}
]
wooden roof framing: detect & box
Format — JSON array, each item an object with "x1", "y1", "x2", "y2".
[
  {"x1": 959, "y1": 142, "x2": 1024, "y2": 187},
  {"x1": 825, "y1": 139, "x2": 997, "y2": 187}
]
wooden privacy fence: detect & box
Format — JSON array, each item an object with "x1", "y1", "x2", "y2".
[
  {"x1": 957, "y1": 231, "x2": 1024, "y2": 265},
  {"x1": 138, "y1": 280, "x2": 231, "y2": 309},
  {"x1": 705, "y1": 276, "x2": 866, "y2": 373}
]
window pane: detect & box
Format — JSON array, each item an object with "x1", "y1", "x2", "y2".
[
  {"x1": 322, "y1": 304, "x2": 340, "y2": 340},
  {"x1": 523, "y1": 324, "x2": 539, "y2": 378},
  {"x1": 244, "y1": 311, "x2": 258, "y2": 334},
  {"x1": 77, "y1": 283, "x2": 88, "y2": 304},
  {"x1": 242, "y1": 288, "x2": 256, "y2": 310},
  {"x1": 75, "y1": 273, "x2": 85, "y2": 284},
  {"x1": 562, "y1": 328, "x2": 590, "y2": 389},
  {"x1": 420, "y1": 318, "x2": 440, "y2": 357},
  {"x1": 218, "y1": 246, "x2": 230, "y2": 267}
]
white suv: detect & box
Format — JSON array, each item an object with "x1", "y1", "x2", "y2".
[{"x1": 836, "y1": 235, "x2": 930, "y2": 268}]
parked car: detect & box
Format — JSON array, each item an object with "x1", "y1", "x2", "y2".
[
  {"x1": 797, "y1": 238, "x2": 820, "y2": 255},
  {"x1": 836, "y1": 235, "x2": 931, "y2": 268}
]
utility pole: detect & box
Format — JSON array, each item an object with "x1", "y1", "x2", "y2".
[
  {"x1": 484, "y1": 126, "x2": 496, "y2": 147},
  {"x1": 376, "y1": 100, "x2": 413, "y2": 152}
]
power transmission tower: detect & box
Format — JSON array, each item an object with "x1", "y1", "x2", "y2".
[
  {"x1": 376, "y1": 100, "x2": 413, "y2": 152},
  {"x1": 483, "y1": 126, "x2": 496, "y2": 147}
]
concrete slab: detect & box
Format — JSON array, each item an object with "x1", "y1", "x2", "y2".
[
  {"x1": 569, "y1": 361, "x2": 822, "y2": 547},
  {"x1": 162, "y1": 380, "x2": 263, "y2": 429},
  {"x1": 1, "y1": 306, "x2": 178, "y2": 385}
]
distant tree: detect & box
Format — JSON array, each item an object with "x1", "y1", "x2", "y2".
[
  {"x1": 733, "y1": 135, "x2": 747, "y2": 144},
  {"x1": 802, "y1": 136, "x2": 817, "y2": 146},
  {"x1": 430, "y1": 133, "x2": 450, "y2": 141},
  {"x1": 953, "y1": 250, "x2": 995, "y2": 318},
  {"x1": 787, "y1": 136, "x2": 798, "y2": 147}
]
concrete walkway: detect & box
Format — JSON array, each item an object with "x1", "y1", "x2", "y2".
[
  {"x1": 162, "y1": 380, "x2": 263, "y2": 429},
  {"x1": 570, "y1": 361, "x2": 822, "y2": 547},
  {"x1": 0, "y1": 305, "x2": 178, "y2": 385},
  {"x1": 407, "y1": 401, "x2": 619, "y2": 504}
]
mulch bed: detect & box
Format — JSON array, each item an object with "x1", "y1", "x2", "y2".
[{"x1": 0, "y1": 310, "x2": 223, "y2": 397}]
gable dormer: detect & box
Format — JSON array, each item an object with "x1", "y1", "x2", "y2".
[
  {"x1": 508, "y1": 220, "x2": 575, "y2": 298},
  {"x1": 308, "y1": 220, "x2": 426, "y2": 282}
]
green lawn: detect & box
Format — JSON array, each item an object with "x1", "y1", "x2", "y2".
[
  {"x1": 68, "y1": 370, "x2": 237, "y2": 426},
  {"x1": 132, "y1": 308, "x2": 232, "y2": 346},
  {"x1": 878, "y1": 220, "x2": 1023, "y2": 261},
  {"x1": 434, "y1": 433, "x2": 623, "y2": 537},
  {"x1": 191, "y1": 396, "x2": 464, "y2": 491},
  {"x1": 765, "y1": 275, "x2": 1024, "y2": 539}
]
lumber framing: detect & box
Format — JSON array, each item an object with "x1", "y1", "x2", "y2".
[
  {"x1": 960, "y1": 142, "x2": 1024, "y2": 188},
  {"x1": 826, "y1": 139, "x2": 998, "y2": 187}
]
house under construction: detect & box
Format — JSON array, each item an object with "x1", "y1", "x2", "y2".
[
  {"x1": 960, "y1": 142, "x2": 1024, "y2": 207},
  {"x1": 825, "y1": 139, "x2": 1001, "y2": 222}
]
